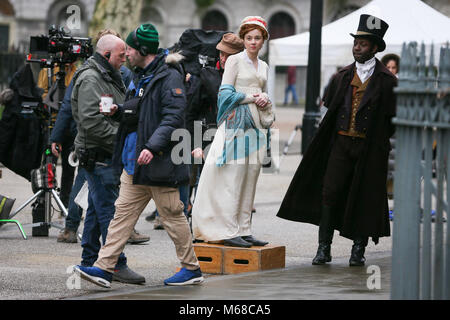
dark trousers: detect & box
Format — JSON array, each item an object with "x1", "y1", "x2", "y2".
[
  {"x1": 322, "y1": 135, "x2": 365, "y2": 208},
  {"x1": 59, "y1": 132, "x2": 75, "y2": 207}
]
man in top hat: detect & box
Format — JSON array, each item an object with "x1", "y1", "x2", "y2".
[{"x1": 276, "y1": 14, "x2": 397, "y2": 266}]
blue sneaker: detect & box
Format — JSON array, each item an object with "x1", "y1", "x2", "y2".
[
  {"x1": 74, "y1": 265, "x2": 112, "y2": 288},
  {"x1": 164, "y1": 267, "x2": 204, "y2": 286},
  {"x1": 389, "y1": 210, "x2": 394, "y2": 221}
]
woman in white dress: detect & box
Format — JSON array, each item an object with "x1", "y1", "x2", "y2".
[{"x1": 191, "y1": 16, "x2": 274, "y2": 248}]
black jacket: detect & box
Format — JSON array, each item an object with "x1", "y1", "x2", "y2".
[{"x1": 112, "y1": 51, "x2": 190, "y2": 187}]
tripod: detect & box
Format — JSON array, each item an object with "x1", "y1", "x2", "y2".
[
  {"x1": 8, "y1": 60, "x2": 69, "y2": 238},
  {"x1": 276, "y1": 124, "x2": 302, "y2": 172}
]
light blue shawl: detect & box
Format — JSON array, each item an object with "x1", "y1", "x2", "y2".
[{"x1": 216, "y1": 84, "x2": 266, "y2": 166}]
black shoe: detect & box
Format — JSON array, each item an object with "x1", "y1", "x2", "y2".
[
  {"x1": 242, "y1": 235, "x2": 268, "y2": 246},
  {"x1": 312, "y1": 204, "x2": 334, "y2": 265},
  {"x1": 349, "y1": 237, "x2": 368, "y2": 266},
  {"x1": 145, "y1": 210, "x2": 157, "y2": 222},
  {"x1": 112, "y1": 266, "x2": 145, "y2": 284},
  {"x1": 224, "y1": 236, "x2": 252, "y2": 248},
  {"x1": 312, "y1": 243, "x2": 332, "y2": 265}
]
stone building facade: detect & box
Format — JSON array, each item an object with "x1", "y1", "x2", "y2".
[
  {"x1": 1, "y1": 0, "x2": 449, "y2": 102},
  {"x1": 4, "y1": 0, "x2": 448, "y2": 52}
]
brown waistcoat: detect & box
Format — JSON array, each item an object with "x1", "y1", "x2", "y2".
[{"x1": 338, "y1": 71, "x2": 371, "y2": 138}]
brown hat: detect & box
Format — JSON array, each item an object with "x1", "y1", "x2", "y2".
[{"x1": 216, "y1": 33, "x2": 244, "y2": 55}]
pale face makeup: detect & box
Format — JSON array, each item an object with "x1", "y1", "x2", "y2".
[{"x1": 243, "y1": 28, "x2": 264, "y2": 58}]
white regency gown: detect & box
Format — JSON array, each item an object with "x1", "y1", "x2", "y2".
[{"x1": 191, "y1": 50, "x2": 271, "y2": 241}]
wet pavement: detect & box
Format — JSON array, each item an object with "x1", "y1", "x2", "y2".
[
  {"x1": 0, "y1": 107, "x2": 394, "y2": 300},
  {"x1": 69, "y1": 253, "x2": 390, "y2": 300}
]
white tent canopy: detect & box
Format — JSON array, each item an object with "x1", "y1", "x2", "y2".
[{"x1": 268, "y1": 0, "x2": 450, "y2": 103}]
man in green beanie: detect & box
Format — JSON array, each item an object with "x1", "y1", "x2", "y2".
[
  {"x1": 125, "y1": 24, "x2": 160, "y2": 56},
  {"x1": 74, "y1": 24, "x2": 204, "y2": 288}
]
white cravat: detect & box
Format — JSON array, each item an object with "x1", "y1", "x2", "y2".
[{"x1": 355, "y1": 57, "x2": 376, "y2": 83}]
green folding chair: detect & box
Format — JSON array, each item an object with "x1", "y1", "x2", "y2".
[{"x1": 0, "y1": 195, "x2": 27, "y2": 240}]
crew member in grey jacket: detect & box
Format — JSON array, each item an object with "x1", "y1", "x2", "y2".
[{"x1": 71, "y1": 34, "x2": 144, "y2": 284}]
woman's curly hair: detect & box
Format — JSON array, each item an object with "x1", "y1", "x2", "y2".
[{"x1": 239, "y1": 24, "x2": 268, "y2": 40}]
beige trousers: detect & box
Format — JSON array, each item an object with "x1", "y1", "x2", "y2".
[{"x1": 95, "y1": 170, "x2": 199, "y2": 273}]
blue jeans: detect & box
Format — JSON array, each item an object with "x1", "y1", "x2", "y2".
[
  {"x1": 179, "y1": 184, "x2": 190, "y2": 217},
  {"x1": 65, "y1": 168, "x2": 86, "y2": 232},
  {"x1": 284, "y1": 84, "x2": 299, "y2": 104},
  {"x1": 81, "y1": 160, "x2": 127, "y2": 269}
]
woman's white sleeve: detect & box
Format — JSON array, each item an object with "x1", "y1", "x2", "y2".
[{"x1": 262, "y1": 62, "x2": 269, "y2": 94}]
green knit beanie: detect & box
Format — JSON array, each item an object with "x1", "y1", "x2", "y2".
[{"x1": 126, "y1": 24, "x2": 159, "y2": 55}]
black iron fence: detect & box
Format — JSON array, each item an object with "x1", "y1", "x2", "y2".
[
  {"x1": 391, "y1": 42, "x2": 449, "y2": 300},
  {"x1": 0, "y1": 52, "x2": 26, "y2": 91}
]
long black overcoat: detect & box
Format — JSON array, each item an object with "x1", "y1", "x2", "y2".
[{"x1": 276, "y1": 59, "x2": 397, "y2": 243}]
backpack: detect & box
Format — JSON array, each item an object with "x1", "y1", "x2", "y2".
[{"x1": 171, "y1": 29, "x2": 227, "y2": 76}]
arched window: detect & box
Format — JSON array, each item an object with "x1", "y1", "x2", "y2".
[
  {"x1": 140, "y1": 4, "x2": 165, "y2": 46},
  {"x1": 201, "y1": 10, "x2": 228, "y2": 31},
  {"x1": 0, "y1": 25, "x2": 9, "y2": 52},
  {"x1": 141, "y1": 5, "x2": 163, "y2": 25},
  {"x1": 0, "y1": 0, "x2": 14, "y2": 52},
  {"x1": 268, "y1": 12, "x2": 296, "y2": 40}
]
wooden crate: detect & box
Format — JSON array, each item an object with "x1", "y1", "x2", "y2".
[
  {"x1": 193, "y1": 243, "x2": 225, "y2": 274},
  {"x1": 193, "y1": 243, "x2": 285, "y2": 275}
]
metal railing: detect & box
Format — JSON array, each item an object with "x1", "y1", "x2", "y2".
[{"x1": 391, "y1": 42, "x2": 449, "y2": 300}]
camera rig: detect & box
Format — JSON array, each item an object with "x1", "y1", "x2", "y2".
[
  {"x1": 6, "y1": 26, "x2": 93, "y2": 238},
  {"x1": 29, "y1": 25, "x2": 93, "y2": 65}
]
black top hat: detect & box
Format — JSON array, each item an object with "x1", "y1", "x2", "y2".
[{"x1": 350, "y1": 14, "x2": 389, "y2": 52}]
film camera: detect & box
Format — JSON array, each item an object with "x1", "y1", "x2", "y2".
[{"x1": 29, "y1": 25, "x2": 93, "y2": 64}]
